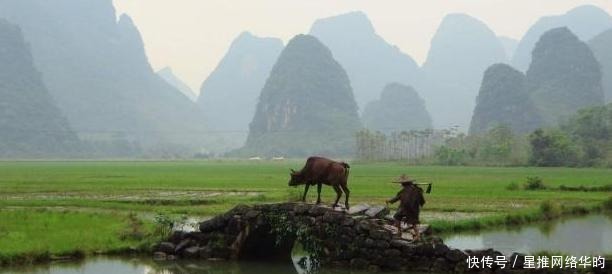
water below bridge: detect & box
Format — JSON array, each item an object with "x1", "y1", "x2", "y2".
[
  {"x1": 0, "y1": 254, "x2": 399, "y2": 274},
  {"x1": 2, "y1": 214, "x2": 610, "y2": 274},
  {"x1": 443, "y1": 214, "x2": 612, "y2": 256}
]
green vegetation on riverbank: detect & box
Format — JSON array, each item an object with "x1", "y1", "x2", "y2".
[
  {"x1": 0, "y1": 210, "x2": 153, "y2": 266},
  {"x1": 0, "y1": 160, "x2": 610, "y2": 265},
  {"x1": 431, "y1": 198, "x2": 612, "y2": 234}
]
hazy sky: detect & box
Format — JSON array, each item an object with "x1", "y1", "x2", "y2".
[{"x1": 114, "y1": 0, "x2": 612, "y2": 93}]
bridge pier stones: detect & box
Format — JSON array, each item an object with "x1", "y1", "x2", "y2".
[{"x1": 153, "y1": 203, "x2": 586, "y2": 273}]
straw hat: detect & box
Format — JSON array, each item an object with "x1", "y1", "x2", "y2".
[{"x1": 392, "y1": 174, "x2": 415, "y2": 184}]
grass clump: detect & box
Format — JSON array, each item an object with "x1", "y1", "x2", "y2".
[
  {"x1": 559, "y1": 184, "x2": 612, "y2": 192},
  {"x1": 603, "y1": 196, "x2": 612, "y2": 211},
  {"x1": 505, "y1": 182, "x2": 519, "y2": 191},
  {"x1": 524, "y1": 176, "x2": 547, "y2": 190},
  {"x1": 153, "y1": 212, "x2": 177, "y2": 240},
  {"x1": 539, "y1": 200, "x2": 561, "y2": 220},
  {"x1": 118, "y1": 212, "x2": 146, "y2": 241}
]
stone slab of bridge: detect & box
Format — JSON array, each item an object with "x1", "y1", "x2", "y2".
[{"x1": 152, "y1": 202, "x2": 594, "y2": 273}]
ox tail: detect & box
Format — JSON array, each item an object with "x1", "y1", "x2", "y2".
[{"x1": 341, "y1": 162, "x2": 350, "y2": 179}]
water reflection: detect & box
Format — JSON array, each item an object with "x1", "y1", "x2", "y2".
[
  {"x1": 444, "y1": 214, "x2": 612, "y2": 255},
  {"x1": 0, "y1": 257, "x2": 300, "y2": 274},
  {"x1": 0, "y1": 257, "x2": 386, "y2": 274},
  {"x1": 0, "y1": 257, "x2": 151, "y2": 274},
  {"x1": 3, "y1": 215, "x2": 610, "y2": 274},
  {"x1": 149, "y1": 259, "x2": 299, "y2": 274}
]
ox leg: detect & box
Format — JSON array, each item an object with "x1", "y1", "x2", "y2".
[
  {"x1": 340, "y1": 184, "x2": 350, "y2": 209},
  {"x1": 316, "y1": 183, "x2": 322, "y2": 205},
  {"x1": 302, "y1": 183, "x2": 310, "y2": 202},
  {"x1": 332, "y1": 185, "x2": 342, "y2": 208}
]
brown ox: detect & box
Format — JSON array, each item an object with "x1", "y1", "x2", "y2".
[{"x1": 288, "y1": 156, "x2": 350, "y2": 209}]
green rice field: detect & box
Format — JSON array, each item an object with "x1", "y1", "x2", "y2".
[{"x1": 1, "y1": 160, "x2": 610, "y2": 264}]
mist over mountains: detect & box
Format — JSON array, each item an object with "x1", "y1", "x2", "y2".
[
  {"x1": 0, "y1": 0, "x2": 208, "y2": 156},
  {"x1": 589, "y1": 29, "x2": 612, "y2": 103},
  {"x1": 309, "y1": 12, "x2": 422, "y2": 111},
  {"x1": 471, "y1": 27, "x2": 605, "y2": 135},
  {"x1": 157, "y1": 67, "x2": 197, "y2": 102},
  {"x1": 526, "y1": 27, "x2": 604, "y2": 126},
  {"x1": 498, "y1": 36, "x2": 518, "y2": 61},
  {"x1": 0, "y1": 1, "x2": 610, "y2": 158},
  {"x1": 422, "y1": 13, "x2": 506, "y2": 130},
  {"x1": 362, "y1": 83, "x2": 432, "y2": 134},
  {"x1": 511, "y1": 5, "x2": 612, "y2": 71},
  {"x1": 0, "y1": 20, "x2": 79, "y2": 157},
  {"x1": 198, "y1": 32, "x2": 283, "y2": 151},
  {"x1": 469, "y1": 64, "x2": 541, "y2": 135}
]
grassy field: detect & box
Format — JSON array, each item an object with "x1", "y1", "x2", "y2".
[
  {"x1": 0, "y1": 210, "x2": 152, "y2": 265},
  {"x1": 0, "y1": 160, "x2": 611, "y2": 264},
  {"x1": 1, "y1": 160, "x2": 610, "y2": 214}
]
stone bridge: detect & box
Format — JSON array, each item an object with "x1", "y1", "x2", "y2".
[{"x1": 153, "y1": 203, "x2": 597, "y2": 273}]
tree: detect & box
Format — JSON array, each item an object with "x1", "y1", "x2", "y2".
[
  {"x1": 528, "y1": 129, "x2": 578, "y2": 167},
  {"x1": 477, "y1": 125, "x2": 514, "y2": 161},
  {"x1": 436, "y1": 125, "x2": 528, "y2": 166},
  {"x1": 561, "y1": 103, "x2": 612, "y2": 166}
]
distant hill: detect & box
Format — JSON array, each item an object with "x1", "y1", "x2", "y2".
[
  {"x1": 157, "y1": 67, "x2": 197, "y2": 101},
  {"x1": 362, "y1": 83, "x2": 432, "y2": 134},
  {"x1": 0, "y1": 0, "x2": 209, "y2": 156},
  {"x1": 0, "y1": 20, "x2": 79, "y2": 157},
  {"x1": 240, "y1": 35, "x2": 361, "y2": 157},
  {"x1": 422, "y1": 13, "x2": 506, "y2": 130},
  {"x1": 526, "y1": 27, "x2": 604, "y2": 126},
  {"x1": 498, "y1": 36, "x2": 518, "y2": 61},
  {"x1": 469, "y1": 64, "x2": 542, "y2": 135},
  {"x1": 198, "y1": 32, "x2": 283, "y2": 151},
  {"x1": 309, "y1": 11, "x2": 421, "y2": 111},
  {"x1": 589, "y1": 29, "x2": 612, "y2": 103},
  {"x1": 512, "y1": 5, "x2": 612, "y2": 71}
]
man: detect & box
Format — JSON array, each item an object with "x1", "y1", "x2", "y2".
[{"x1": 386, "y1": 174, "x2": 425, "y2": 240}]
